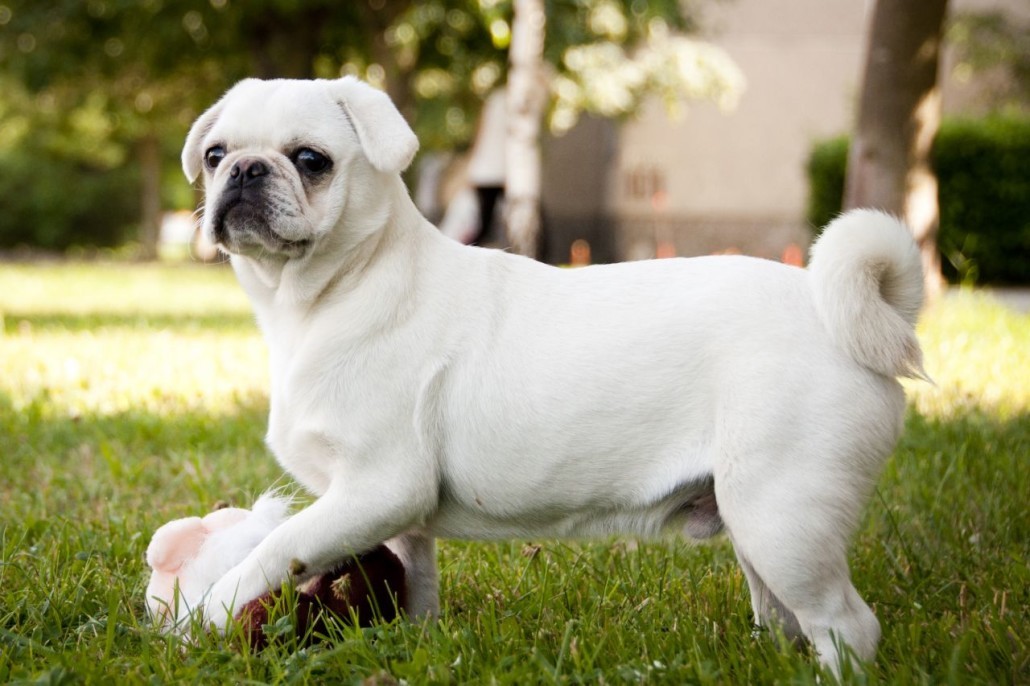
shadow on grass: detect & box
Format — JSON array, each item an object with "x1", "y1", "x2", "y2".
[
  {"x1": 871, "y1": 408, "x2": 1028, "y2": 573},
  {"x1": 0, "y1": 393, "x2": 1026, "y2": 683},
  {"x1": 0, "y1": 389, "x2": 294, "y2": 682},
  {"x1": 3, "y1": 390, "x2": 1024, "y2": 543},
  {"x1": 0, "y1": 389, "x2": 280, "y2": 523},
  {"x1": 854, "y1": 408, "x2": 1029, "y2": 683},
  {"x1": 2, "y1": 310, "x2": 257, "y2": 334}
]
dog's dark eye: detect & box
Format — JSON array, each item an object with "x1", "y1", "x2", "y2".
[
  {"x1": 293, "y1": 148, "x2": 331, "y2": 175},
  {"x1": 204, "y1": 145, "x2": 226, "y2": 170}
]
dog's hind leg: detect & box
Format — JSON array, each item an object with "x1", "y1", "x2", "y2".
[
  {"x1": 715, "y1": 458, "x2": 881, "y2": 676},
  {"x1": 730, "y1": 536, "x2": 803, "y2": 643},
  {"x1": 385, "y1": 531, "x2": 440, "y2": 620}
]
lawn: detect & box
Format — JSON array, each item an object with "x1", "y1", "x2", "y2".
[{"x1": 1, "y1": 262, "x2": 1027, "y2": 684}]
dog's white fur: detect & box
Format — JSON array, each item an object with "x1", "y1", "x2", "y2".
[{"x1": 183, "y1": 76, "x2": 926, "y2": 672}]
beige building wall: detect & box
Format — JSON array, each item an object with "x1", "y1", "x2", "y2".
[
  {"x1": 539, "y1": 0, "x2": 1025, "y2": 263},
  {"x1": 615, "y1": 1, "x2": 865, "y2": 225}
]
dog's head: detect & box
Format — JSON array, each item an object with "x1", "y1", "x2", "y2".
[{"x1": 182, "y1": 77, "x2": 418, "y2": 261}]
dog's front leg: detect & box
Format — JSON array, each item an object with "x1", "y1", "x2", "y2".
[{"x1": 203, "y1": 475, "x2": 433, "y2": 632}]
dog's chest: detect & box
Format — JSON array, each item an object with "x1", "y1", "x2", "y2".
[
  {"x1": 265, "y1": 415, "x2": 334, "y2": 495},
  {"x1": 261, "y1": 337, "x2": 426, "y2": 497}
]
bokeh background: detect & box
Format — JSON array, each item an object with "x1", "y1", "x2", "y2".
[{"x1": 0, "y1": 0, "x2": 1026, "y2": 284}]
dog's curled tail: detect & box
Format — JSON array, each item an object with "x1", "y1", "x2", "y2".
[{"x1": 809, "y1": 209, "x2": 929, "y2": 380}]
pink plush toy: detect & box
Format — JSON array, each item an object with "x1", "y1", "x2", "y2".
[
  {"x1": 145, "y1": 493, "x2": 408, "y2": 648},
  {"x1": 145, "y1": 493, "x2": 291, "y2": 631}
]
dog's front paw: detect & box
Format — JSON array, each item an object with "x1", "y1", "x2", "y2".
[{"x1": 203, "y1": 572, "x2": 256, "y2": 634}]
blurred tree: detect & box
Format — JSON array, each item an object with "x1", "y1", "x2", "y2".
[
  {"x1": 0, "y1": 76, "x2": 142, "y2": 251},
  {"x1": 946, "y1": 10, "x2": 1030, "y2": 113},
  {"x1": 0, "y1": 0, "x2": 250, "y2": 257},
  {"x1": 0, "y1": 0, "x2": 742, "y2": 259},
  {"x1": 506, "y1": 0, "x2": 547, "y2": 258},
  {"x1": 502, "y1": 0, "x2": 745, "y2": 257},
  {"x1": 844, "y1": 0, "x2": 951, "y2": 301}
]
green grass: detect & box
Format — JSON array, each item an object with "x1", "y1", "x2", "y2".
[{"x1": 1, "y1": 262, "x2": 1027, "y2": 684}]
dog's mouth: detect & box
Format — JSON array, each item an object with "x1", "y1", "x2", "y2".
[{"x1": 212, "y1": 196, "x2": 311, "y2": 259}]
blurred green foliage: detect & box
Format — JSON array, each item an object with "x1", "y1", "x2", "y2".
[
  {"x1": 804, "y1": 135, "x2": 849, "y2": 232},
  {"x1": 946, "y1": 11, "x2": 1030, "y2": 112},
  {"x1": 806, "y1": 116, "x2": 1030, "y2": 285},
  {"x1": 0, "y1": 0, "x2": 709, "y2": 252},
  {"x1": 935, "y1": 117, "x2": 1030, "y2": 284},
  {"x1": 0, "y1": 79, "x2": 140, "y2": 250}
]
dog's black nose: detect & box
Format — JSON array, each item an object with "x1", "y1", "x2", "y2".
[{"x1": 229, "y1": 158, "x2": 270, "y2": 187}]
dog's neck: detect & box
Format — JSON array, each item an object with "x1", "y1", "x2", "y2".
[{"x1": 230, "y1": 173, "x2": 435, "y2": 336}]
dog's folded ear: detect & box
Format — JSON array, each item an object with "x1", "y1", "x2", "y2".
[
  {"x1": 333, "y1": 76, "x2": 419, "y2": 175},
  {"x1": 182, "y1": 99, "x2": 227, "y2": 184}
]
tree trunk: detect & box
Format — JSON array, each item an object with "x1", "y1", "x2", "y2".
[
  {"x1": 844, "y1": 0, "x2": 950, "y2": 301},
  {"x1": 506, "y1": 0, "x2": 547, "y2": 259},
  {"x1": 137, "y1": 131, "x2": 162, "y2": 261}
]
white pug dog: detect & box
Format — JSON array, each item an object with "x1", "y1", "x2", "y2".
[{"x1": 182, "y1": 76, "x2": 927, "y2": 673}]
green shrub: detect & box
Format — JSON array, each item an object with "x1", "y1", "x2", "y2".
[
  {"x1": 0, "y1": 81, "x2": 142, "y2": 252},
  {"x1": 935, "y1": 117, "x2": 1030, "y2": 284},
  {"x1": 805, "y1": 134, "x2": 850, "y2": 232},
  {"x1": 0, "y1": 145, "x2": 141, "y2": 252},
  {"x1": 806, "y1": 116, "x2": 1030, "y2": 284}
]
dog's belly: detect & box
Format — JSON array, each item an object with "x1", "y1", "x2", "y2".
[{"x1": 426, "y1": 472, "x2": 722, "y2": 541}]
